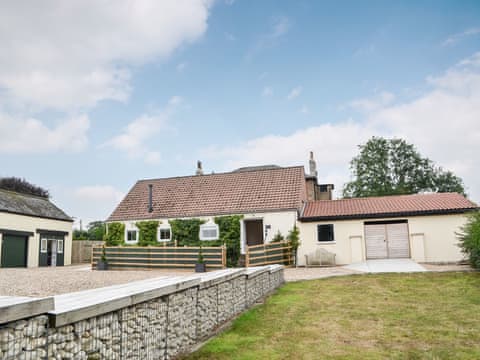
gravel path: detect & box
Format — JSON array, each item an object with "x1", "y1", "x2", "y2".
[{"x1": 0, "y1": 265, "x2": 194, "y2": 297}]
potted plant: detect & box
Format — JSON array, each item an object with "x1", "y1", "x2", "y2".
[
  {"x1": 195, "y1": 245, "x2": 206, "y2": 273},
  {"x1": 96, "y1": 245, "x2": 108, "y2": 270}
]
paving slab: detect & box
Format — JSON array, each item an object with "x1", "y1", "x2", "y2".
[{"x1": 343, "y1": 259, "x2": 427, "y2": 273}]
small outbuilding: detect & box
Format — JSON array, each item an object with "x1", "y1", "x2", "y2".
[
  {"x1": 298, "y1": 193, "x2": 478, "y2": 265},
  {"x1": 0, "y1": 189, "x2": 73, "y2": 267}
]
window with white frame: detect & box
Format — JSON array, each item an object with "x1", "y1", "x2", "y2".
[
  {"x1": 199, "y1": 221, "x2": 219, "y2": 241},
  {"x1": 40, "y1": 238, "x2": 47, "y2": 253},
  {"x1": 158, "y1": 225, "x2": 171, "y2": 242},
  {"x1": 126, "y1": 229, "x2": 138, "y2": 243},
  {"x1": 57, "y1": 239, "x2": 64, "y2": 253}
]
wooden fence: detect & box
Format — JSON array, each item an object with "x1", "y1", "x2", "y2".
[
  {"x1": 246, "y1": 241, "x2": 293, "y2": 267},
  {"x1": 91, "y1": 246, "x2": 226, "y2": 270},
  {"x1": 72, "y1": 240, "x2": 104, "y2": 263}
]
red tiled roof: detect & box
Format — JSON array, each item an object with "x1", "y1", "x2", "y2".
[
  {"x1": 301, "y1": 193, "x2": 478, "y2": 220},
  {"x1": 108, "y1": 166, "x2": 307, "y2": 221}
]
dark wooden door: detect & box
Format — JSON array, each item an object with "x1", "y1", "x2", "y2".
[
  {"x1": 1, "y1": 234, "x2": 28, "y2": 267},
  {"x1": 245, "y1": 220, "x2": 263, "y2": 246}
]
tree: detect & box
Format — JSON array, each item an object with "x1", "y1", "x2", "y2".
[
  {"x1": 0, "y1": 177, "x2": 50, "y2": 198},
  {"x1": 457, "y1": 211, "x2": 480, "y2": 269},
  {"x1": 343, "y1": 137, "x2": 465, "y2": 198},
  {"x1": 87, "y1": 221, "x2": 106, "y2": 241}
]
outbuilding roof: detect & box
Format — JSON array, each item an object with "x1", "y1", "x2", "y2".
[
  {"x1": 108, "y1": 166, "x2": 307, "y2": 221},
  {"x1": 0, "y1": 189, "x2": 73, "y2": 222},
  {"x1": 300, "y1": 192, "x2": 478, "y2": 221}
]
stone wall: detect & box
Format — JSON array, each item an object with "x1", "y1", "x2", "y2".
[{"x1": 0, "y1": 265, "x2": 284, "y2": 360}]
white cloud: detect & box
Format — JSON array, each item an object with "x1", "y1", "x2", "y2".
[
  {"x1": 74, "y1": 185, "x2": 124, "y2": 203},
  {"x1": 71, "y1": 185, "x2": 125, "y2": 225},
  {"x1": 348, "y1": 91, "x2": 395, "y2": 112},
  {"x1": 287, "y1": 86, "x2": 302, "y2": 100},
  {"x1": 0, "y1": 0, "x2": 212, "y2": 111},
  {"x1": 202, "y1": 52, "x2": 480, "y2": 202},
  {"x1": 103, "y1": 96, "x2": 181, "y2": 163},
  {"x1": 262, "y1": 86, "x2": 273, "y2": 97},
  {"x1": 443, "y1": 27, "x2": 480, "y2": 46},
  {"x1": 0, "y1": 114, "x2": 89, "y2": 154}
]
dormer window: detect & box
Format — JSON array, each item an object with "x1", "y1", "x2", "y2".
[{"x1": 199, "y1": 220, "x2": 219, "y2": 241}]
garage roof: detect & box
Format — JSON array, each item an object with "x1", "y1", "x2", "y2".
[
  {"x1": 0, "y1": 189, "x2": 73, "y2": 222},
  {"x1": 300, "y1": 193, "x2": 478, "y2": 221},
  {"x1": 108, "y1": 166, "x2": 307, "y2": 221}
]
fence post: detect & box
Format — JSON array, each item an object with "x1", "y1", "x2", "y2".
[
  {"x1": 222, "y1": 245, "x2": 226, "y2": 268},
  {"x1": 246, "y1": 245, "x2": 250, "y2": 268},
  {"x1": 90, "y1": 245, "x2": 94, "y2": 269}
]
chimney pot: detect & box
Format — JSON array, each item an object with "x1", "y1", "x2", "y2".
[
  {"x1": 196, "y1": 160, "x2": 204, "y2": 175},
  {"x1": 309, "y1": 151, "x2": 318, "y2": 177}
]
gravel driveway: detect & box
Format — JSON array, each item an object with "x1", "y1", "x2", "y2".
[{"x1": 0, "y1": 265, "x2": 194, "y2": 297}]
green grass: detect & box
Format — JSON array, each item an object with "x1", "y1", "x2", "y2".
[{"x1": 185, "y1": 272, "x2": 480, "y2": 360}]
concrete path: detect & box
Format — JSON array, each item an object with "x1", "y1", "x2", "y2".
[{"x1": 343, "y1": 259, "x2": 427, "y2": 273}]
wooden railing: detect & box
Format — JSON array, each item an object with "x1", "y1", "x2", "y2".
[
  {"x1": 246, "y1": 241, "x2": 292, "y2": 267},
  {"x1": 92, "y1": 245, "x2": 226, "y2": 270}
]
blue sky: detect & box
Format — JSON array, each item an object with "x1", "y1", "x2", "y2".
[{"x1": 1, "y1": 0, "x2": 479, "y2": 226}]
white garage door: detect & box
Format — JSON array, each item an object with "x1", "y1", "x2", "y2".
[{"x1": 365, "y1": 222, "x2": 410, "y2": 259}]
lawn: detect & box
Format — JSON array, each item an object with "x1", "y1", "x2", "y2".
[{"x1": 185, "y1": 272, "x2": 480, "y2": 360}]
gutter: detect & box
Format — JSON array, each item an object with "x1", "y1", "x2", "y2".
[{"x1": 298, "y1": 207, "x2": 478, "y2": 222}]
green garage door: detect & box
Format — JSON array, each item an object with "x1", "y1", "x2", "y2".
[{"x1": 1, "y1": 234, "x2": 28, "y2": 267}]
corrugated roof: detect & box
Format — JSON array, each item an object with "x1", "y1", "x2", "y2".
[
  {"x1": 301, "y1": 193, "x2": 478, "y2": 220},
  {"x1": 108, "y1": 166, "x2": 307, "y2": 221},
  {"x1": 0, "y1": 190, "x2": 73, "y2": 222}
]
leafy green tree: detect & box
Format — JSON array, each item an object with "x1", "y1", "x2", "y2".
[
  {"x1": 73, "y1": 229, "x2": 88, "y2": 240},
  {"x1": 458, "y1": 211, "x2": 480, "y2": 269},
  {"x1": 343, "y1": 137, "x2": 465, "y2": 197},
  {"x1": 215, "y1": 215, "x2": 242, "y2": 267},
  {"x1": 87, "y1": 221, "x2": 106, "y2": 241}
]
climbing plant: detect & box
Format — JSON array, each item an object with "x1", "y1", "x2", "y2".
[
  {"x1": 169, "y1": 219, "x2": 206, "y2": 246},
  {"x1": 136, "y1": 220, "x2": 160, "y2": 246},
  {"x1": 271, "y1": 230, "x2": 285, "y2": 243},
  {"x1": 104, "y1": 222, "x2": 125, "y2": 246},
  {"x1": 215, "y1": 215, "x2": 243, "y2": 267}
]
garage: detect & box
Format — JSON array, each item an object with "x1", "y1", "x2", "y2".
[
  {"x1": 1, "y1": 233, "x2": 28, "y2": 267},
  {"x1": 365, "y1": 220, "x2": 410, "y2": 259}
]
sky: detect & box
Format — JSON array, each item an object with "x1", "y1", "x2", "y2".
[{"x1": 1, "y1": 0, "x2": 480, "y2": 227}]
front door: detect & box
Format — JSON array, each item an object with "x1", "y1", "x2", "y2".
[
  {"x1": 245, "y1": 219, "x2": 263, "y2": 246},
  {"x1": 1, "y1": 234, "x2": 28, "y2": 267},
  {"x1": 39, "y1": 235, "x2": 65, "y2": 267}
]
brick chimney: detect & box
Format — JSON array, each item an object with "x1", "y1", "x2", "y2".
[{"x1": 196, "y1": 161, "x2": 204, "y2": 175}]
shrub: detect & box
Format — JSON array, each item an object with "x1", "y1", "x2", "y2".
[
  {"x1": 271, "y1": 231, "x2": 285, "y2": 243},
  {"x1": 458, "y1": 211, "x2": 480, "y2": 269},
  {"x1": 287, "y1": 225, "x2": 301, "y2": 266},
  {"x1": 136, "y1": 221, "x2": 160, "y2": 246},
  {"x1": 104, "y1": 222, "x2": 125, "y2": 246}
]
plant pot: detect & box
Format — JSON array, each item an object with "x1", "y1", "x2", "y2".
[
  {"x1": 195, "y1": 263, "x2": 206, "y2": 273},
  {"x1": 97, "y1": 261, "x2": 108, "y2": 271}
]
